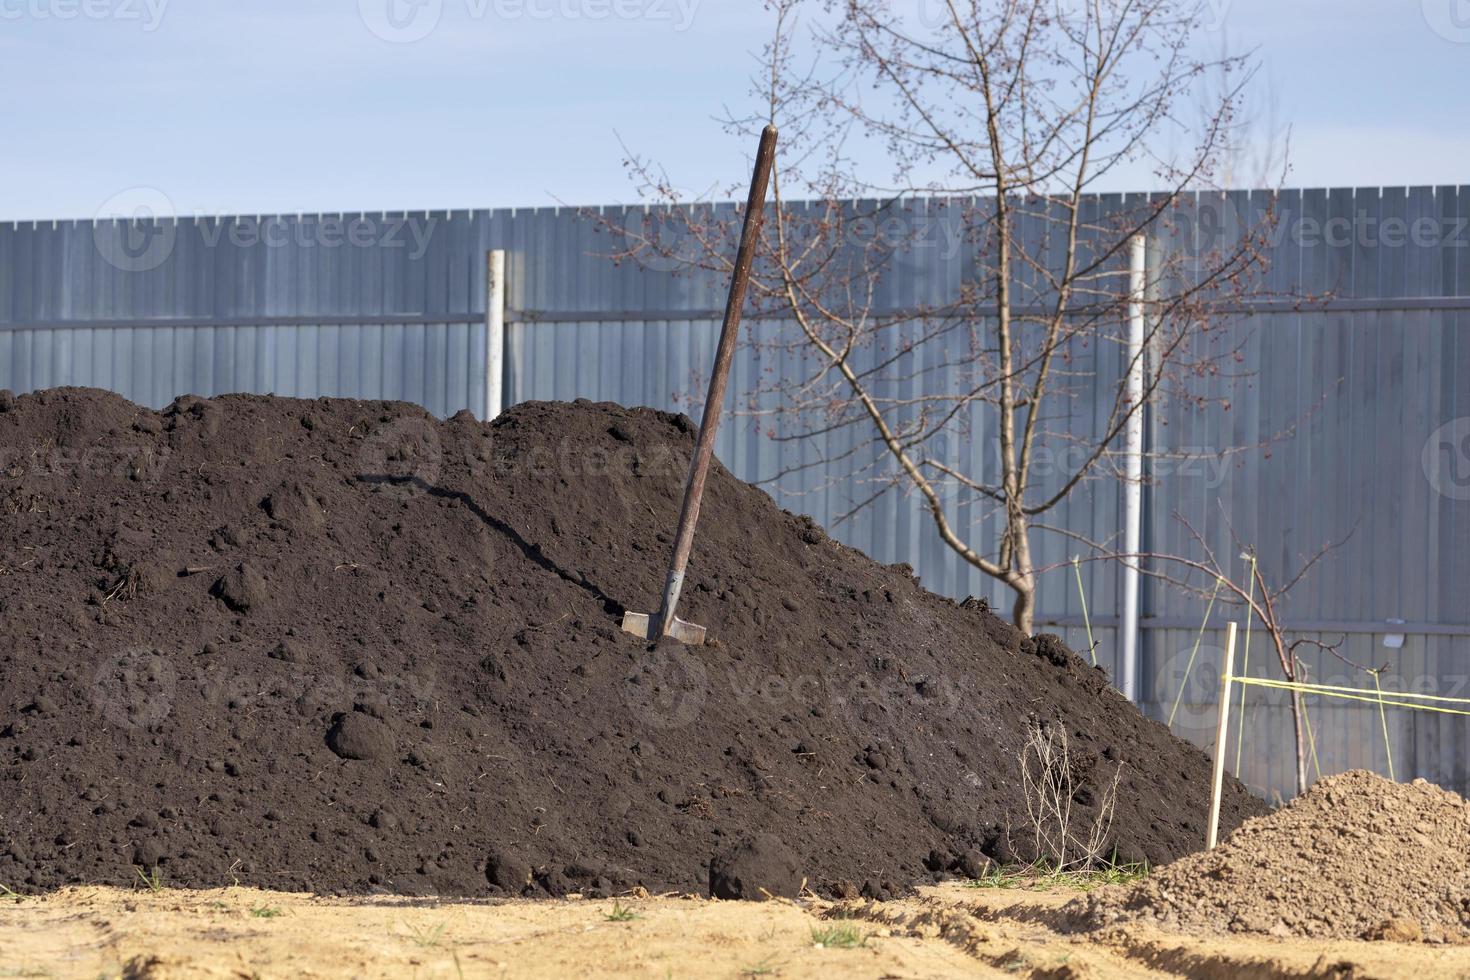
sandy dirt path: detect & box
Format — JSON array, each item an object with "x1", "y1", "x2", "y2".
[{"x1": 2, "y1": 883, "x2": 1467, "y2": 979}]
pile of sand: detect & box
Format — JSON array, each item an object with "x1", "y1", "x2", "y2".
[{"x1": 1076, "y1": 770, "x2": 1470, "y2": 942}]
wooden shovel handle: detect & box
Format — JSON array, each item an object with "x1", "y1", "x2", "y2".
[{"x1": 662, "y1": 126, "x2": 777, "y2": 594}]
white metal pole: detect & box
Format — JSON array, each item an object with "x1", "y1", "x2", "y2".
[
  {"x1": 1121, "y1": 234, "x2": 1146, "y2": 701},
  {"x1": 1207, "y1": 620, "x2": 1239, "y2": 849},
  {"x1": 485, "y1": 249, "x2": 506, "y2": 421}
]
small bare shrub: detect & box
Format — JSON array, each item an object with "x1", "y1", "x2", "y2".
[{"x1": 1019, "y1": 723, "x2": 1123, "y2": 870}]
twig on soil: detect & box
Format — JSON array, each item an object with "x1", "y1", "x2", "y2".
[
  {"x1": 525, "y1": 612, "x2": 570, "y2": 632},
  {"x1": 102, "y1": 567, "x2": 140, "y2": 605}
]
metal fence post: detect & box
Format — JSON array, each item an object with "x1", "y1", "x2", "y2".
[
  {"x1": 1120, "y1": 233, "x2": 1146, "y2": 701},
  {"x1": 485, "y1": 249, "x2": 506, "y2": 421}
]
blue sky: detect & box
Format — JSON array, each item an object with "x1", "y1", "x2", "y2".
[{"x1": 1, "y1": 0, "x2": 1467, "y2": 221}]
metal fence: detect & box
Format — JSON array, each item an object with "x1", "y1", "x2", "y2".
[{"x1": 1, "y1": 188, "x2": 1466, "y2": 800}]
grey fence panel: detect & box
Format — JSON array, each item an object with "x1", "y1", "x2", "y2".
[
  {"x1": 2, "y1": 190, "x2": 1467, "y2": 800},
  {"x1": 0, "y1": 320, "x2": 486, "y2": 417}
]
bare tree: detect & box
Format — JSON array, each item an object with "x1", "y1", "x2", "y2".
[
  {"x1": 613, "y1": 0, "x2": 1280, "y2": 634},
  {"x1": 1061, "y1": 513, "x2": 1350, "y2": 796}
]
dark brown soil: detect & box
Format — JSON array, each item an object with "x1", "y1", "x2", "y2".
[
  {"x1": 0, "y1": 388, "x2": 1264, "y2": 898},
  {"x1": 1075, "y1": 770, "x2": 1470, "y2": 942}
]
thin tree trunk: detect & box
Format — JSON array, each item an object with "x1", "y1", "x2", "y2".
[
  {"x1": 1274, "y1": 636, "x2": 1309, "y2": 796},
  {"x1": 1289, "y1": 687, "x2": 1308, "y2": 796},
  {"x1": 1011, "y1": 516, "x2": 1036, "y2": 635},
  {"x1": 1012, "y1": 580, "x2": 1035, "y2": 636}
]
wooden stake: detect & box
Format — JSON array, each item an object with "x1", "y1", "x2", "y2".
[{"x1": 1207, "y1": 620, "x2": 1239, "y2": 850}]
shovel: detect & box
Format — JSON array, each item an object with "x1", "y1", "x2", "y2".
[{"x1": 621, "y1": 124, "x2": 777, "y2": 646}]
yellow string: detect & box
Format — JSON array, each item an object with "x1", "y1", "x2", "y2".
[
  {"x1": 1167, "y1": 576, "x2": 1221, "y2": 728},
  {"x1": 1227, "y1": 676, "x2": 1470, "y2": 716},
  {"x1": 1072, "y1": 556, "x2": 1096, "y2": 667},
  {"x1": 1234, "y1": 553, "x2": 1257, "y2": 777},
  {"x1": 1228, "y1": 675, "x2": 1470, "y2": 705},
  {"x1": 1372, "y1": 669, "x2": 1396, "y2": 782}
]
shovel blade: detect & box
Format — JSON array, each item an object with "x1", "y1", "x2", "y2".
[
  {"x1": 620, "y1": 611, "x2": 652, "y2": 638},
  {"x1": 620, "y1": 611, "x2": 707, "y2": 646}
]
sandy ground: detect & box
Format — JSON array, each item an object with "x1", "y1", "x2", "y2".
[{"x1": 2, "y1": 882, "x2": 1467, "y2": 979}]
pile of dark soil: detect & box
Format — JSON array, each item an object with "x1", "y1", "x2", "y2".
[
  {"x1": 0, "y1": 388, "x2": 1264, "y2": 898},
  {"x1": 1075, "y1": 770, "x2": 1470, "y2": 942}
]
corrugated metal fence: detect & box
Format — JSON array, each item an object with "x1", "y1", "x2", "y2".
[{"x1": 1, "y1": 189, "x2": 1466, "y2": 800}]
